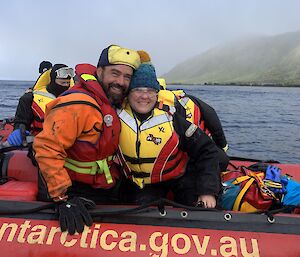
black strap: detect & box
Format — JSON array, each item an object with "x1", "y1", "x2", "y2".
[
  {"x1": 33, "y1": 116, "x2": 44, "y2": 122},
  {"x1": 124, "y1": 155, "x2": 156, "y2": 164},
  {"x1": 52, "y1": 100, "x2": 101, "y2": 113},
  {"x1": 155, "y1": 102, "x2": 171, "y2": 113},
  {"x1": 130, "y1": 171, "x2": 150, "y2": 178}
]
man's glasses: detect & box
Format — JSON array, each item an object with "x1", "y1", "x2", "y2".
[{"x1": 130, "y1": 87, "x2": 158, "y2": 98}]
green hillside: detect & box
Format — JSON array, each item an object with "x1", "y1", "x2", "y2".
[{"x1": 164, "y1": 31, "x2": 300, "y2": 85}]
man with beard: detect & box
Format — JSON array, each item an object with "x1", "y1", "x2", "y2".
[
  {"x1": 33, "y1": 45, "x2": 141, "y2": 235},
  {"x1": 7, "y1": 64, "x2": 74, "y2": 146}
]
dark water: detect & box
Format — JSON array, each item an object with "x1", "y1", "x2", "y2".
[
  {"x1": 169, "y1": 85, "x2": 300, "y2": 163},
  {"x1": 0, "y1": 81, "x2": 299, "y2": 163},
  {"x1": 0, "y1": 80, "x2": 34, "y2": 117}
]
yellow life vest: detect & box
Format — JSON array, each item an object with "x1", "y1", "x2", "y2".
[
  {"x1": 31, "y1": 87, "x2": 56, "y2": 134},
  {"x1": 157, "y1": 78, "x2": 167, "y2": 90},
  {"x1": 33, "y1": 70, "x2": 51, "y2": 91},
  {"x1": 172, "y1": 90, "x2": 211, "y2": 137},
  {"x1": 118, "y1": 90, "x2": 188, "y2": 188},
  {"x1": 31, "y1": 69, "x2": 75, "y2": 134},
  {"x1": 32, "y1": 67, "x2": 75, "y2": 116},
  {"x1": 172, "y1": 90, "x2": 197, "y2": 123},
  {"x1": 32, "y1": 87, "x2": 56, "y2": 113}
]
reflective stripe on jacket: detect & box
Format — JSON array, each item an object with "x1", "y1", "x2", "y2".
[{"x1": 64, "y1": 156, "x2": 114, "y2": 185}]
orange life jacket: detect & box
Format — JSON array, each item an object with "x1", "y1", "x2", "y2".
[{"x1": 59, "y1": 64, "x2": 121, "y2": 188}]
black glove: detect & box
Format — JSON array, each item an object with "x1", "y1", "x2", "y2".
[{"x1": 57, "y1": 197, "x2": 96, "y2": 235}]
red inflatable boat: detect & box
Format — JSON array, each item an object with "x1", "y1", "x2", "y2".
[
  {"x1": 0, "y1": 148, "x2": 299, "y2": 257},
  {"x1": 0, "y1": 118, "x2": 299, "y2": 257}
]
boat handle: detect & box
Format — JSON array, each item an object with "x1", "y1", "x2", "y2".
[
  {"x1": 181, "y1": 211, "x2": 188, "y2": 218},
  {"x1": 224, "y1": 213, "x2": 232, "y2": 221},
  {"x1": 267, "y1": 216, "x2": 275, "y2": 223},
  {"x1": 159, "y1": 210, "x2": 167, "y2": 216}
]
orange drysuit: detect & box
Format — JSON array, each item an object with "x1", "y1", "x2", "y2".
[{"x1": 33, "y1": 64, "x2": 121, "y2": 198}]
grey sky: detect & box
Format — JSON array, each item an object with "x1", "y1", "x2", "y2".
[{"x1": 1, "y1": 0, "x2": 300, "y2": 80}]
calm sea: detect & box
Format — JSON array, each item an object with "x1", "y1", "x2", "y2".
[{"x1": 0, "y1": 80, "x2": 299, "y2": 163}]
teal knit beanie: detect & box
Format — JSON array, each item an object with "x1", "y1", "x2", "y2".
[{"x1": 129, "y1": 64, "x2": 160, "y2": 91}]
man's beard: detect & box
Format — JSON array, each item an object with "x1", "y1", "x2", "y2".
[
  {"x1": 97, "y1": 74, "x2": 127, "y2": 107},
  {"x1": 107, "y1": 83, "x2": 127, "y2": 107}
]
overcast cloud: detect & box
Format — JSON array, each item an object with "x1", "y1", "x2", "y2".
[{"x1": 1, "y1": 0, "x2": 300, "y2": 80}]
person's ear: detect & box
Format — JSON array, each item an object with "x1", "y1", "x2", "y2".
[{"x1": 96, "y1": 67, "x2": 103, "y2": 78}]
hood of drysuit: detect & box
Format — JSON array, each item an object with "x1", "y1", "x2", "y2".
[{"x1": 47, "y1": 64, "x2": 71, "y2": 97}]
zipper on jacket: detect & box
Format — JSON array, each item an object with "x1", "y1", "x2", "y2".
[
  {"x1": 133, "y1": 111, "x2": 152, "y2": 160},
  {"x1": 136, "y1": 140, "x2": 141, "y2": 158},
  {"x1": 133, "y1": 114, "x2": 141, "y2": 158}
]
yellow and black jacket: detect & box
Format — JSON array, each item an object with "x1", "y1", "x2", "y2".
[
  {"x1": 14, "y1": 70, "x2": 74, "y2": 133},
  {"x1": 117, "y1": 90, "x2": 220, "y2": 195},
  {"x1": 14, "y1": 70, "x2": 53, "y2": 131},
  {"x1": 31, "y1": 86, "x2": 56, "y2": 135}
]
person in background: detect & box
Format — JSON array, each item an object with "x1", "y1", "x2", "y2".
[
  {"x1": 23, "y1": 61, "x2": 54, "y2": 94},
  {"x1": 175, "y1": 92, "x2": 229, "y2": 170},
  {"x1": 7, "y1": 64, "x2": 74, "y2": 146},
  {"x1": 117, "y1": 63, "x2": 220, "y2": 208},
  {"x1": 138, "y1": 50, "x2": 229, "y2": 171},
  {"x1": 39, "y1": 61, "x2": 53, "y2": 74},
  {"x1": 33, "y1": 45, "x2": 141, "y2": 235}
]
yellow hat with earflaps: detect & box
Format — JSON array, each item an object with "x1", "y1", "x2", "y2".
[{"x1": 97, "y1": 45, "x2": 141, "y2": 70}]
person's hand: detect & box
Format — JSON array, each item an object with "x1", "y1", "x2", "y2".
[
  {"x1": 222, "y1": 144, "x2": 229, "y2": 153},
  {"x1": 7, "y1": 128, "x2": 30, "y2": 146},
  {"x1": 56, "y1": 197, "x2": 96, "y2": 235},
  {"x1": 196, "y1": 195, "x2": 216, "y2": 208}
]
